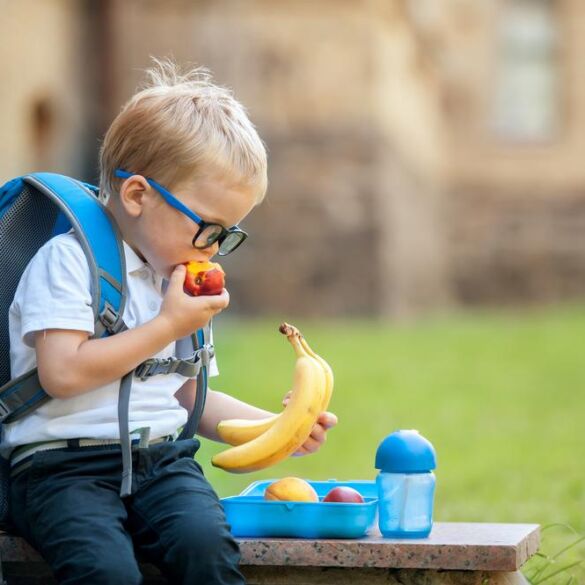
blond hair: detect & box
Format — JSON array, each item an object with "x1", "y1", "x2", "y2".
[{"x1": 99, "y1": 58, "x2": 267, "y2": 203}]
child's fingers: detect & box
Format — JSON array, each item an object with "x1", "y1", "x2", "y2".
[
  {"x1": 185, "y1": 287, "x2": 229, "y2": 307},
  {"x1": 296, "y1": 436, "x2": 320, "y2": 456},
  {"x1": 168, "y1": 264, "x2": 186, "y2": 291},
  {"x1": 292, "y1": 420, "x2": 331, "y2": 457},
  {"x1": 211, "y1": 288, "x2": 230, "y2": 309},
  {"x1": 309, "y1": 422, "x2": 327, "y2": 444},
  {"x1": 318, "y1": 411, "x2": 338, "y2": 430},
  {"x1": 195, "y1": 288, "x2": 230, "y2": 315}
]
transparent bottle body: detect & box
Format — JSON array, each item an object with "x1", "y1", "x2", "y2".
[{"x1": 376, "y1": 471, "x2": 435, "y2": 538}]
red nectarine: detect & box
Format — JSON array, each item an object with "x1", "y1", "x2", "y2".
[
  {"x1": 184, "y1": 261, "x2": 225, "y2": 296},
  {"x1": 323, "y1": 486, "x2": 364, "y2": 503}
]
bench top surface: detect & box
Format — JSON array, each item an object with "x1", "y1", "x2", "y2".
[
  {"x1": 0, "y1": 522, "x2": 540, "y2": 572},
  {"x1": 237, "y1": 522, "x2": 540, "y2": 571}
]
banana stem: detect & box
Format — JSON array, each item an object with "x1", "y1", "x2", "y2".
[{"x1": 279, "y1": 322, "x2": 306, "y2": 358}]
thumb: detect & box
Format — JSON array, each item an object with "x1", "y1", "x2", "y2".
[{"x1": 169, "y1": 264, "x2": 187, "y2": 289}]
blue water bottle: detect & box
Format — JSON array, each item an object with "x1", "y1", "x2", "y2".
[{"x1": 375, "y1": 429, "x2": 437, "y2": 538}]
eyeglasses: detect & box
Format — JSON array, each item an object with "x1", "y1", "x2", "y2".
[{"x1": 114, "y1": 169, "x2": 248, "y2": 256}]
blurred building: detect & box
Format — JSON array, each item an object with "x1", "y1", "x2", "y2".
[{"x1": 1, "y1": 0, "x2": 584, "y2": 317}]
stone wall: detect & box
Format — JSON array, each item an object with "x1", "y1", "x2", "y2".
[
  {"x1": 223, "y1": 130, "x2": 380, "y2": 317},
  {"x1": 108, "y1": 0, "x2": 449, "y2": 318},
  {"x1": 448, "y1": 188, "x2": 585, "y2": 305},
  {"x1": 408, "y1": 0, "x2": 585, "y2": 308},
  {"x1": 0, "y1": 0, "x2": 92, "y2": 181},
  {"x1": 3, "y1": 0, "x2": 584, "y2": 315}
]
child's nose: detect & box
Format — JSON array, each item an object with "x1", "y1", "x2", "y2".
[
  {"x1": 195, "y1": 241, "x2": 219, "y2": 261},
  {"x1": 207, "y1": 240, "x2": 220, "y2": 257}
]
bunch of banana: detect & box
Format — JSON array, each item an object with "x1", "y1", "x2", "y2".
[
  {"x1": 211, "y1": 323, "x2": 333, "y2": 473},
  {"x1": 216, "y1": 323, "x2": 334, "y2": 447}
]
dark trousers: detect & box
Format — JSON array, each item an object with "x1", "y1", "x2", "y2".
[{"x1": 9, "y1": 438, "x2": 245, "y2": 585}]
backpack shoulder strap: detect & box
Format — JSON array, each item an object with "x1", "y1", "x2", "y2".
[
  {"x1": 177, "y1": 325, "x2": 211, "y2": 441},
  {"x1": 0, "y1": 174, "x2": 127, "y2": 423},
  {"x1": 24, "y1": 174, "x2": 127, "y2": 337},
  {"x1": 118, "y1": 324, "x2": 212, "y2": 497}
]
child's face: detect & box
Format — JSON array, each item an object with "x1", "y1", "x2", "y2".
[{"x1": 119, "y1": 173, "x2": 258, "y2": 279}]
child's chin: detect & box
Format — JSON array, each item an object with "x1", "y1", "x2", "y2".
[
  {"x1": 161, "y1": 266, "x2": 175, "y2": 280},
  {"x1": 145, "y1": 261, "x2": 170, "y2": 280}
]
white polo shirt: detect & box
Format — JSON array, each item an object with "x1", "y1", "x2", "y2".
[{"x1": 2, "y1": 231, "x2": 218, "y2": 452}]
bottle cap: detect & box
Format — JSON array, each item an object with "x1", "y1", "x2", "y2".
[{"x1": 375, "y1": 429, "x2": 437, "y2": 473}]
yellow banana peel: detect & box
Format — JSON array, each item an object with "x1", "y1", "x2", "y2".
[{"x1": 211, "y1": 323, "x2": 330, "y2": 472}]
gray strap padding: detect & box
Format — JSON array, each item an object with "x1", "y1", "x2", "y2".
[
  {"x1": 118, "y1": 371, "x2": 133, "y2": 497},
  {"x1": 175, "y1": 335, "x2": 194, "y2": 360},
  {"x1": 178, "y1": 326, "x2": 211, "y2": 441},
  {"x1": 0, "y1": 369, "x2": 50, "y2": 423}
]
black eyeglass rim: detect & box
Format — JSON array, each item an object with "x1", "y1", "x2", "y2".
[{"x1": 192, "y1": 225, "x2": 248, "y2": 256}]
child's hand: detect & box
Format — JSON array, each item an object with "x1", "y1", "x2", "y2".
[
  {"x1": 159, "y1": 264, "x2": 230, "y2": 339},
  {"x1": 293, "y1": 411, "x2": 338, "y2": 457},
  {"x1": 281, "y1": 390, "x2": 338, "y2": 456}
]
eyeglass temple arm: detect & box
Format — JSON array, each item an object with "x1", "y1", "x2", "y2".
[{"x1": 114, "y1": 169, "x2": 204, "y2": 225}]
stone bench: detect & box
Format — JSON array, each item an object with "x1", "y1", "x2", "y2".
[{"x1": 0, "y1": 522, "x2": 539, "y2": 584}]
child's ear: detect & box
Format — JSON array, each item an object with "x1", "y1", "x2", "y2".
[{"x1": 119, "y1": 175, "x2": 149, "y2": 217}]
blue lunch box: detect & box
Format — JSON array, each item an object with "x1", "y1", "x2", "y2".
[{"x1": 221, "y1": 479, "x2": 378, "y2": 538}]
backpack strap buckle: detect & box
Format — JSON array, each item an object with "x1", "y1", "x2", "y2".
[
  {"x1": 98, "y1": 302, "x2": 127, "y2": 336},
  {"x1": 197, "y1": 344, "x2": 214, "y2": 368},
  {"x1": 134, "y1": 344, "x2": 214, "y2": 381},
  {"x1": 134, "y1": 358, "x2": 164, "y2": 381},
  {"x1": 0, "y1": 398, "x2": 10, "y2": 421}
]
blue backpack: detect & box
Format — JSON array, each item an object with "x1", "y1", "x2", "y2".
[{"x1": 0, "y1": 173, "x2": 212, "y2": 526}]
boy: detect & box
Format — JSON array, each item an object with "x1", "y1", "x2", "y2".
[{"x1": 4, "y1": 60, "x2": 337, "y2": 584}]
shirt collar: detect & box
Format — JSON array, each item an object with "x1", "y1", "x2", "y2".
[
  {"x1": 122, "y1": 241, "x2": 165, "y2": 291},
  {"x1": 123, "y1": 241, "x2": 146, "y2": 274}
]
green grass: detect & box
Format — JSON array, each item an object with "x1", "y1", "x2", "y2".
[{"x1": 196, "y1": 304, "x2": 585, "y2": 583}]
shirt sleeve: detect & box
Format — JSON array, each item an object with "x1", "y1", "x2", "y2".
[{"x1": 15, "y1": 235, "x2": 95, "y2": 347}]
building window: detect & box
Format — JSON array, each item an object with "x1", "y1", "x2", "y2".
[{"x1": 491, "y1": 0, "x2": 560, "y2": 142}]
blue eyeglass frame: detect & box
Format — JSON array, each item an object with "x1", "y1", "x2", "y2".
[{"x1": 114, "y1": 169, "x2": 248, "y2": 255}]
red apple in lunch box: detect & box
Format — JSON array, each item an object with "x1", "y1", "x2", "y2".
[
  {"x1": 183, "y1": 261, "x2": 225, "y2": 296},
  {"x1": 323, "y1": 487, "x2": 365, "y2": 503}
]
